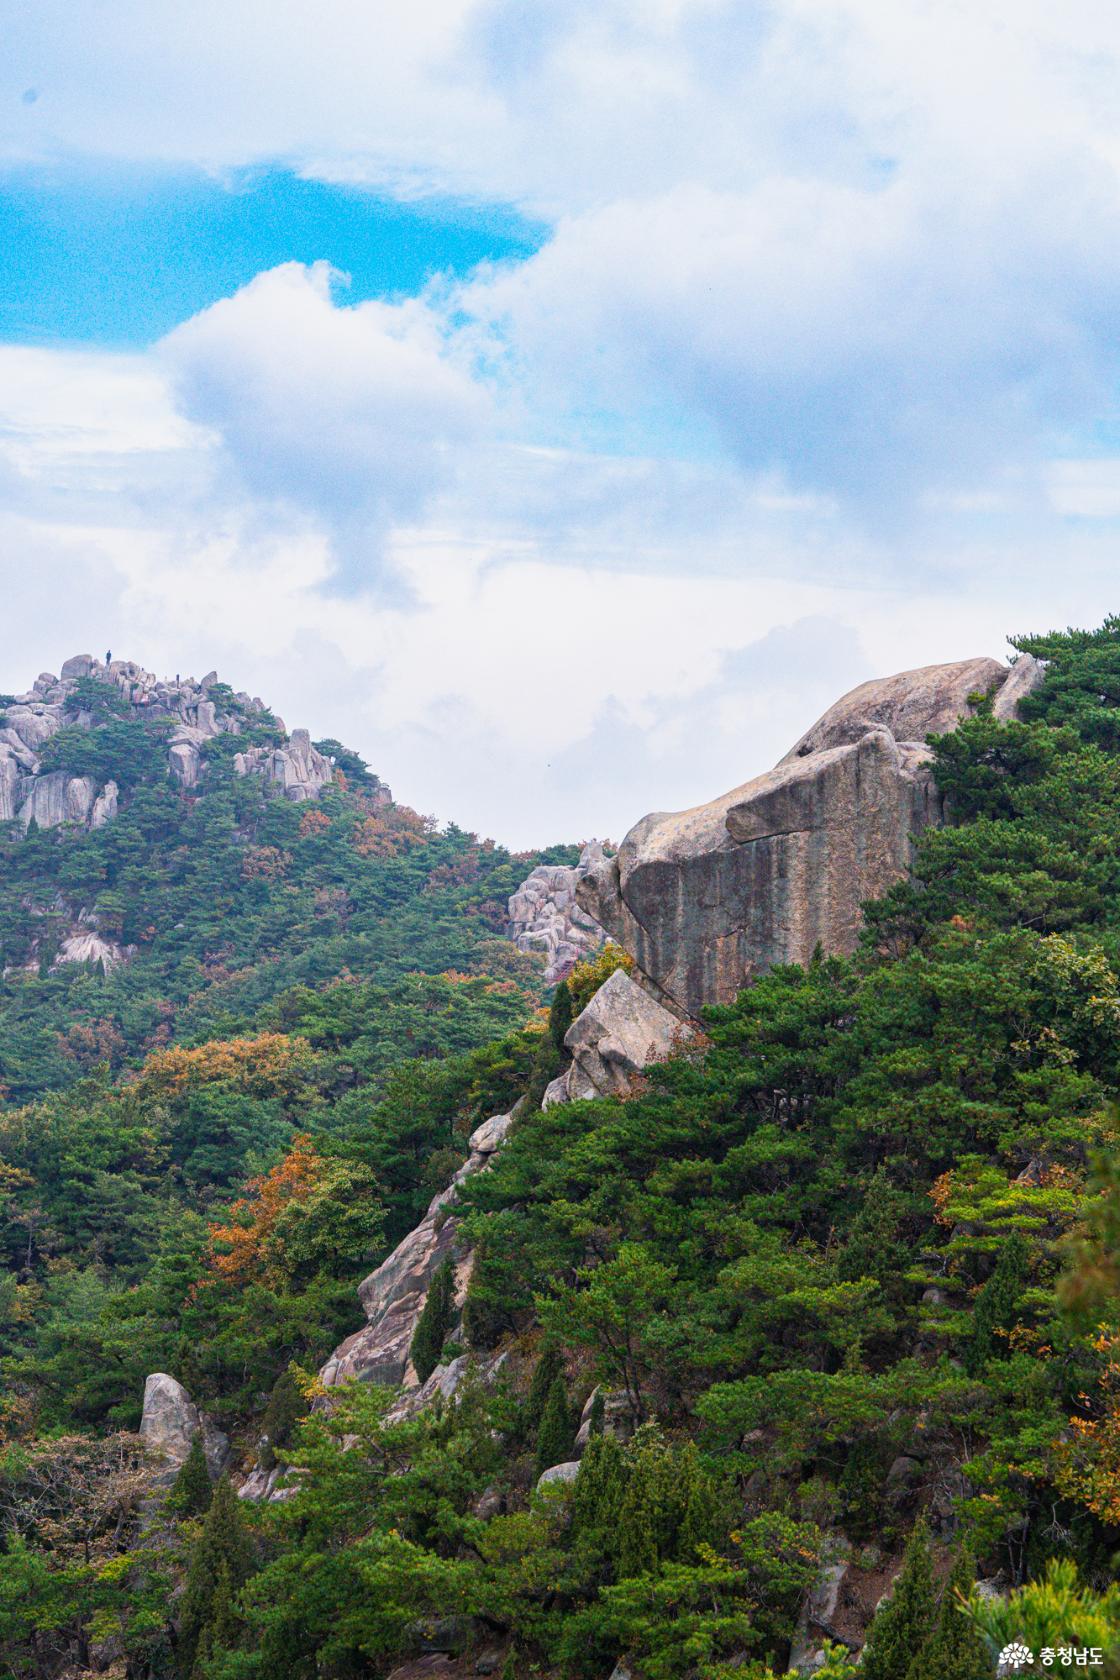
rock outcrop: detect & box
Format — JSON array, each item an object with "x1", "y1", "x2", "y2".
[
  {"x1": 507, "y1": 842, "x2": 609, "y2": 982},
  {"x1": 0, "y1": 655, "x2": 359, "y2": 833},
  {"x1": 319, "y1": 1112, "x2": 514, "y2": 1391},
  {"x1": 578, "y1": 655, "x2": 1047, "y2": 1018},
  {"x1": 319, "y1": 958, "x2": 695, "y2": 1404},
  {"x1": 552, "y1": 968, "x2": 695, "y2": 1103},
  {"x1": 139, "y1": 1372, "x2": 228, "y2": 1477}
]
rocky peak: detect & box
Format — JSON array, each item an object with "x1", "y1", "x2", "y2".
[
  {"x1": 0, "y1": 652, "x2": 360, "y2": 833},
  {"x1": 577, "y1": 653, "x2": 1047, "y2": 1018}
]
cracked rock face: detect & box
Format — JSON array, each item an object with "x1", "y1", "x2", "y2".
[
  {"x1": 139, "y1": 1372, "x2": 228, "y2": 1476},
  {"x1": 577, "y1": 656, "x2": 1047, "y2": 1018},
  {"x1": 507, "y1": 842, "x2": 609, "y2": 982}
]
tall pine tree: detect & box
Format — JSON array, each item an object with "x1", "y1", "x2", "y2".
[
  {"x1": 523, "y1": 1341, "x2": 565, "y2": 1438},
  {"x1": 907, "y1": 1550, "x2": 992, "y2": 1680},
  {"x1": 534, "y1": 1374, "x2": 575, "y2": 1480},
  {"x1": 177, "y1": 1474, "x2": 253, "y2": 1679},
  {"x1": 168, "y1": 1436, "x2": 212, "y2": 1518},
  {"x1": 860, "y1": 1519, "x2": 937, "y2": 1680},
  {"x1": 410, "y1": 1258, "x2": 456, "y2": 1384}
]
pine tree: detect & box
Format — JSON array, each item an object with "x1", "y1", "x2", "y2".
[
  {"x1": 534, "y1": 1373, "x2": 575, "y2": 1480},
  {"x1": 410, "y1": 1258, "x2": 456, "y2": 1384},
  {"x1": 177, "y1": 1474, "x2": 253, "y2": 1679},
  {"x1": 587, "y1": 1388, "x2": 606, "y2": 1438},
  {"x1": 549, "y1": 981, "x2": 573, "y2": 1051},
  {"x1": 967, "y1": 1233, "x2": 1028, "y2": 1374},
  {"x1": 907, "y1": 1551, "x2": 992, "y2": 1680},
  {"x1": 259, "y1": 1366, "x2": 305, "y2": 1471},
  {"x1": 860, "y1": 1519, "x2": 937, "y2": 1680},
  {"x1": 617, "y1": 1460, "x2": 661, "y2": 1579},
  {"x1": 572, "y1": 1431, "x2": 626, "y2": 1544},
  {"x1": 523, "y1": 1341, "x2": 565, "y2": 1437},
  {"x1": 168, "y1": 1435, "x2": 213, "y2": 1518}
]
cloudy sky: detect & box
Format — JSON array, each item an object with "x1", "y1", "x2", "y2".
[{"x1": 3, "y1": 1, "x2": 1120, "y2": 845}]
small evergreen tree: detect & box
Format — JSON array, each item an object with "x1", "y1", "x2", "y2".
[
  {"x1": 167, "y1": 1435, "x2": 212, "y2": 1518},
  {"x1": 967, "y1": 1233, "x2": 1028, "y2": 1374},
  {"x1": 587, "y1": 1388, "x2": 606, "y2": 1438},
  {"x1": 549, "y1": 981, "x2": 573, "y2": 1051},
  {"x1": 534, "y1": 1374, "x2": 575, "y2": 1480},
  {"x1": 907, "y1": 1550, "x2": 992, "y2": 1680},
  {"x1": 572, "y1": 1431, "x2": 626, "y2": 1544},
  {"x1": 860, "y1": 1519, "x2": 937, "y2": 1680},
  {"x1": 410, "y1": 1258, "x2": 456, "y2": 1384},
  {"x1": 259, "y1": 1366, "x2": 305, "y2": 1471},
  {"x1": 523, "y1": 1341, "x2": 565, "y2": 1437},
  {"x1": 177, "y1": 1475, "x2": 252, "y2": 1678}
]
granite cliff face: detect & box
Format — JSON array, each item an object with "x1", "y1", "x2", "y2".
[
  {"x1": 578, "y1": 654, "x2": 1046, "y2": 1018},
  {"x1": 0, "y1": 654, "x2": 350, "y2": 832}
]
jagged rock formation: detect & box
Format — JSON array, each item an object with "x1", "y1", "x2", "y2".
[
  {"x1": 317, "y1": 967, "x2": 692, "y2": 1409},
  {"x1": 0, "y1": 654, "x2": 350, "y2": 832},
  {"x1": 139, "y1": 1372, "x2": 228, "y2": 1477},
  {"x1": 507, "y1": 842, "x2": 609, "y2": 982},
  {"x1": 578, "y1": 655, "x2": 1046, "y2": 1018},
  {"x1": 319, "y1": 1111, "x2": 514, "y2": 1391},
  {"x1": 550, "y1": 968, "x2": 695, "y2": 1103}
]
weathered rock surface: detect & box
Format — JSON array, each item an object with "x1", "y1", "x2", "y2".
[
  {"x1": 788, "y1": 1537, "x2": 853, "y2": 1674},
  {"x1": 319, "y1": 1113, "x2": 513, "y2": 1391},
  {"x1": 139, "y1": 1372, "x2": 228, "y2": 1475},
  {"x1": 2, "y1": 654, "x2": 360, "y2": 834},
  {"x1": 536, "y1": 1461, "x2": 581, "y2": 1491},
  {"x1": 507, "y1": 842, "x2": 609, "y2": 982},
  {"x1": 578, "y1": 656, "x2": 1044, "y2": 1018},
  {"x1": 558, "y1": 968, "x2": 695, "y2": 1101},
  {"x1": 574, "y1": 1386, "x2": 636, "y2": 1449}
]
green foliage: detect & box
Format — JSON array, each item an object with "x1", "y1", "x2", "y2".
[
  {"x1": 177, "y1": 1475, "x2": 253, "y2": 1678},
  {"x1": 410, "y1": 1258, "x2": 456, "y2": 1384},
  {"x1": 12, "y1": 620, "x2": 1120, "y2": 1675},
  {"x1": 168, "y1": 1435, "x2": 213, "y2": 1517},
  {"x1": 966, "y1": 1558, "x2": 1120, "y2": 1670},
  {"x1": 565, "y1": 944, "x2": 633, "y2": 1016},
  {"x1": 259, "y1": 1367, "x2": 306, "y2": 1472},
  {"x1": 533, "y1": 1373, "x2": 575, "y2": 1480},
  {"x1": 549, "y1": 979, "x2": 573, "y2": 1051},
  {"x1": 860, "y1": 1520, "x2": 936, "y2": 1680},
  {"x1": 907, "y1": 1550, "x2": 992, "y2": 1680}
]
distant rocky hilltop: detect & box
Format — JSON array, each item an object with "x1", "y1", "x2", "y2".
[{"x1": 0, "y1": 653, "x2": 365, "y2": 831}]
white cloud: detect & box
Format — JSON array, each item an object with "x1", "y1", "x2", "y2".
[{"x1": 159, "y1": 262, "x2": 489, "y2": 591}]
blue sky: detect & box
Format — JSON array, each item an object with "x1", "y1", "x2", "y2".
[
  {"x1": 0, "y1": 164, "x2": 540, "y2": 343},
  {"x1": 3, "y1": 0, "x2": 1120, "y2": 845}
]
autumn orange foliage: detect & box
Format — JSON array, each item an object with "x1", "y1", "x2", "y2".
[
  {"x1": 206, "y1": 1134, "x2": 321, "y2": 1287},
  {"x1": 135, "y1": 1032, "x2": 314, "y2": 1099}
]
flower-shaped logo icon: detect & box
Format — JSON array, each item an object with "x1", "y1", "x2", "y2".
[{"x1": 999, "y1": 1645, "x2": 1035, "y2": 1671}]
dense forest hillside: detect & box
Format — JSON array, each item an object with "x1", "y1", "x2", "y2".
[{"x1": 5, "y1": 626, "x2": 1120, "y2": 1679}]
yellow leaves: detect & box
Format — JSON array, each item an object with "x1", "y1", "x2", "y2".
[
  {"x1": 241, "y1": 844, "x2": 292, "y2": 880},
  {"x1": 352, "y1": 805, "x2": 427, "y2": 858},
  {"x1": 134, "y1": 1032, "x2": 314, "y2": 1100}
]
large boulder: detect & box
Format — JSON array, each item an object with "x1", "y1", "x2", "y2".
[
  {"x1": 578, "y1": 656, "x2": 1043, "y2": 1018},
  {"x1": 18, "y1": 773, "x2": 97, "y2": 830},
  {"x1": 268, "y1": 728, "x2": 334, "y2": 802},
  {"x1": 139, "y1": 1372, "x2": 228, "y2": 1475},
  {"x1": 562, "y1": 968, "x2": 694, "y2": 1100}
]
